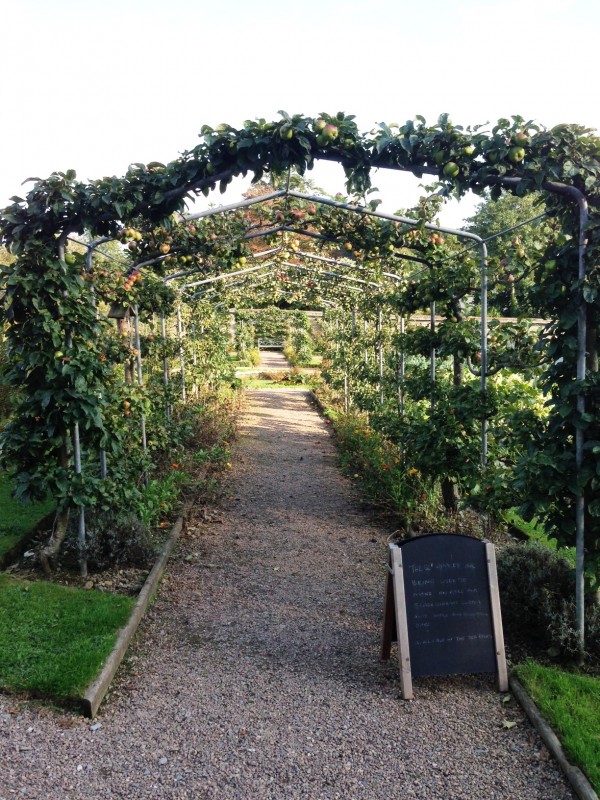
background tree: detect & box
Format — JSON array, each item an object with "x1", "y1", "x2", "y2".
[{"x1": 464, "y1": 190, "x2": 551, "y2": 316}]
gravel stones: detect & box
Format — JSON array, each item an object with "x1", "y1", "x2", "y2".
[{"x1": 0, "y1": 388, "x2": 575, "y2": 799}]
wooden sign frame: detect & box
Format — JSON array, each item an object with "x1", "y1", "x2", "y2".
[{"x1": 381, "y1": 536, "x2": 508, "y2": 700}]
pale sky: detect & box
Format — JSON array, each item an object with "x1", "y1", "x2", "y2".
[{"x1": 2, "y1": 0, "x2": 599, "y2": 228}]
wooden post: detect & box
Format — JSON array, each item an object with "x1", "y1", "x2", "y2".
[
  {"x1": 390, "y1": 544, "x2": 413, "y2": 700},
  {"x1": 485, "y1": 543, "x2": 508, "y2": 692},
  {"x1": 380, "y1": 569, "x2": 395, "y2": 661}
]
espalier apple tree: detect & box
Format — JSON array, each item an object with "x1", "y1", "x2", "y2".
[{"x1": 0, "y1": 111, "x2": 597, "y2": 609}]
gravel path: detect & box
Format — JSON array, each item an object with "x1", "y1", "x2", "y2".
[{"x1": 0, "y1": 387, "x2": 575, "y2": 799}]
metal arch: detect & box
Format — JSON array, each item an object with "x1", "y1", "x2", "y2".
[
  {"x1": 179, "y1": 262, "x2": 272, "y2": 291},
  {"x1": 72, "y1": 152, "x2": 590, "y2": 658},
  {"x1": 163, "y1": 246, "x2": 281, "y2": 285},
  {"x1": 291, "y1": 248, "x2": 408, "y2": 286},
  {"x1": 87, "y1": 185, "x2": 489, "y2": 478},
  {"x1": 190, "y1": 269, "x2": 277, "y2": 302},
  {"x1": 180, "y1": 251, "x2": 395, "y2": 297},
  {"x1": 190, "y1": 263, "x2": 379, "y2": 301},
  {"x1": 185, "y1": 189, "x2": 287, "y2": 221},
  {"x1": 280, "y1": 261, "x2": 383, "y2": 291},
  {"x1": 178, "y1": 185, "x2": 489, "y2": 468}
]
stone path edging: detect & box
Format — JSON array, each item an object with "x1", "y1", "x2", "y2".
[
  {"x1": 81, "y1": 517, "x2": 183, "y2": 719},
  {"x1": 510, "y1": 671, "x2": 597, "y2": 799}
]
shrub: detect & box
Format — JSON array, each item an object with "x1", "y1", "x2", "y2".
[
  {"x1": 497, "y1": 542, "x2": 600, "y2": 658},
  {"x1": 67, "y1": 512, "x2": 158, "y2": 571},
  {"x1": 248, "y1": 347, "x2": 261, "y2": 367}
]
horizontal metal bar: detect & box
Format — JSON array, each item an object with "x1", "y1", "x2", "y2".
[
  {"x1": 185, "y1": 189, "x2": 287, "y2": 221},
  {"x1": 287, "y1": 190, "x2": 485, "y2": 244}
]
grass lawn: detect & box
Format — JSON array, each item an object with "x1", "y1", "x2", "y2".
[
  {"x1": 0, "y1": 574, "x2": 134, "y2": 700},
  {"x1": 515, "y1": 661, "x2": 600, "y2": 792},
  {"x1": 0, "y1": 472, "x2": 55, "y2": 559}
]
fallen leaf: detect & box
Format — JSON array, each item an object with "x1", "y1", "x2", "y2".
[{"x1": 502, "y1": 720, "x2": 517, "y2": 729}]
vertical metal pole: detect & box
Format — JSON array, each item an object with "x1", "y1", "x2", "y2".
[
  {"x1": 342, "y1": 316, "x2": 349, "y2": 414},
  {"x1": 133, "y1": 308, "x2": 147, "y2": 488},
  {"x1": 177, "y1": 304, "x2": 186, "y2": 402},
  {"x1": 72, "y1": 423, "x2": 87, "y2": 579},
  {"x1": 574, "y1": 197, "x2": 589, "y2": 660},
  {"x1": 480, "y1": 242, "x2": 489, "y2": 468},
  {"x1": 191, "y1": 324, "x2": 199, "y2": 398},
  {"x1": 430, "y1": 301, "x2": 436, "y2": 413},
  {"x1": 398, "y1": 315, "x2": 405, "y2": 416},
  {"x1": 134, "y1": 306, "x2": 143, "y2": 389},
  {"x1": 192, "y1": 325, "x2": 198, "y2": 367},
  {"x1": 378, "y1": 307, "x2": 384, "y2": 407},
  {"x1": 86, "y1": 238, "x2": 111, "y2": 478},
  {"x1": 161, "y1": 315, "x2": 171, "y2": 420},
  {"x1": 349, "y1": 306, "x2": 357, "y2": 409},
  {"x1": 58, "y1": 241, "x2": 88, "y2": 577}
]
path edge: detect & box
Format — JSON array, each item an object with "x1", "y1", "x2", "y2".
[
  {"x1": 509, "y1": 674, "x2": 598, "y2": 800},
  {"x1": 80, "y1": 517, "x2": 183, "y2": 719},
  {"x1": 309, "y1": 389, "x2": 327, "y2": 416}
]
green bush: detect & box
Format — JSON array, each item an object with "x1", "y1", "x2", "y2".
[
  {"x1": 248, "y1": 347, "x2": 261, "y2": 366},
  {"x1": 497, "y1": 542, "x2": 600, "y2": 658}
]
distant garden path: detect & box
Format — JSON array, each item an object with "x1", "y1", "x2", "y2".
[{"x1": 0, "y1": 385, "x2": 574, "y2": 799}]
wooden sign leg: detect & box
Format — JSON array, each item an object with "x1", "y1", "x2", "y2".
[
  {"x1": 485, "y1": 543, "x2": 508, "y2": 692},
  {"x1": 380, "y1": 570, "x2": 395, "y2": 661},
  {"x1": 390, "y1": 545, "x2": 413, "y2": 700}
]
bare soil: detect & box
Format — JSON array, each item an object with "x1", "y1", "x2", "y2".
[{"x1": 0, "y1": 385, "x2": 576, "y2": 799}]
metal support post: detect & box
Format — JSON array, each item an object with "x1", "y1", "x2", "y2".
[
  {"x1": 72, "y1": 423, "x2": 87, "y2": 578},
  {"x1": 398, "y1": 316, "x2": 405, "y2": 416},
  {"x1": 161, "y1": 316, "x2": 171, "y2": 419},
  {"x1": 479, "y1": 242, "x2": 489, "y2": 468},
  {"x1": 378, "y1": 307, "x2": 384, "y2": 407},
  {"x1": 430, "y1": 301, "x2": 436, "y2": 413},
  {"x1": 177, "y1": 304, "x2": 186, "y2": 402},
  {"x1": 133, "y1": 307, "x2": 148, "y2": 487}
]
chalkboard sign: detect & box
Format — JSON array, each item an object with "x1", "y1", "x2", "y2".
[{"x1": 381, "y1": 533, "x2": 507, "y2": 699}]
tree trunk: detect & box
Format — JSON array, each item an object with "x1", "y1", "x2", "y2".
[
  {"x1": 40, "y1": 508, "x2": 70, "y2": 574},
  {"x1": 441, "y1": 477, "x2": 459, "y2": 512},
  {"x1": 40, "y1": 443, "x2": 70, "y2": 573},
  {"x1": 453, "y1": 354, "x2": 464, "y2": 386}
]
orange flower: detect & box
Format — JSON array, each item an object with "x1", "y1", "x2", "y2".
[{"x1": 171, "y1": 463, "x2": 179, "y2": 469}]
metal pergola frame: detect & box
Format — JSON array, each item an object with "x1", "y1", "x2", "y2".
[{"x1": 75, "y1": 173, "x2": 589, "y2": 653}]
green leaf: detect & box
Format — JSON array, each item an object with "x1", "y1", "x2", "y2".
[
  {"x1": 583, "y1": 284, "x2": 597, "y2": 303},
  {"x1": 588, "y1": 499, "x2": 600, "y2": 517},
  {"x1": 376, "y1": 136, "x2": 392, "y2": 155}
]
